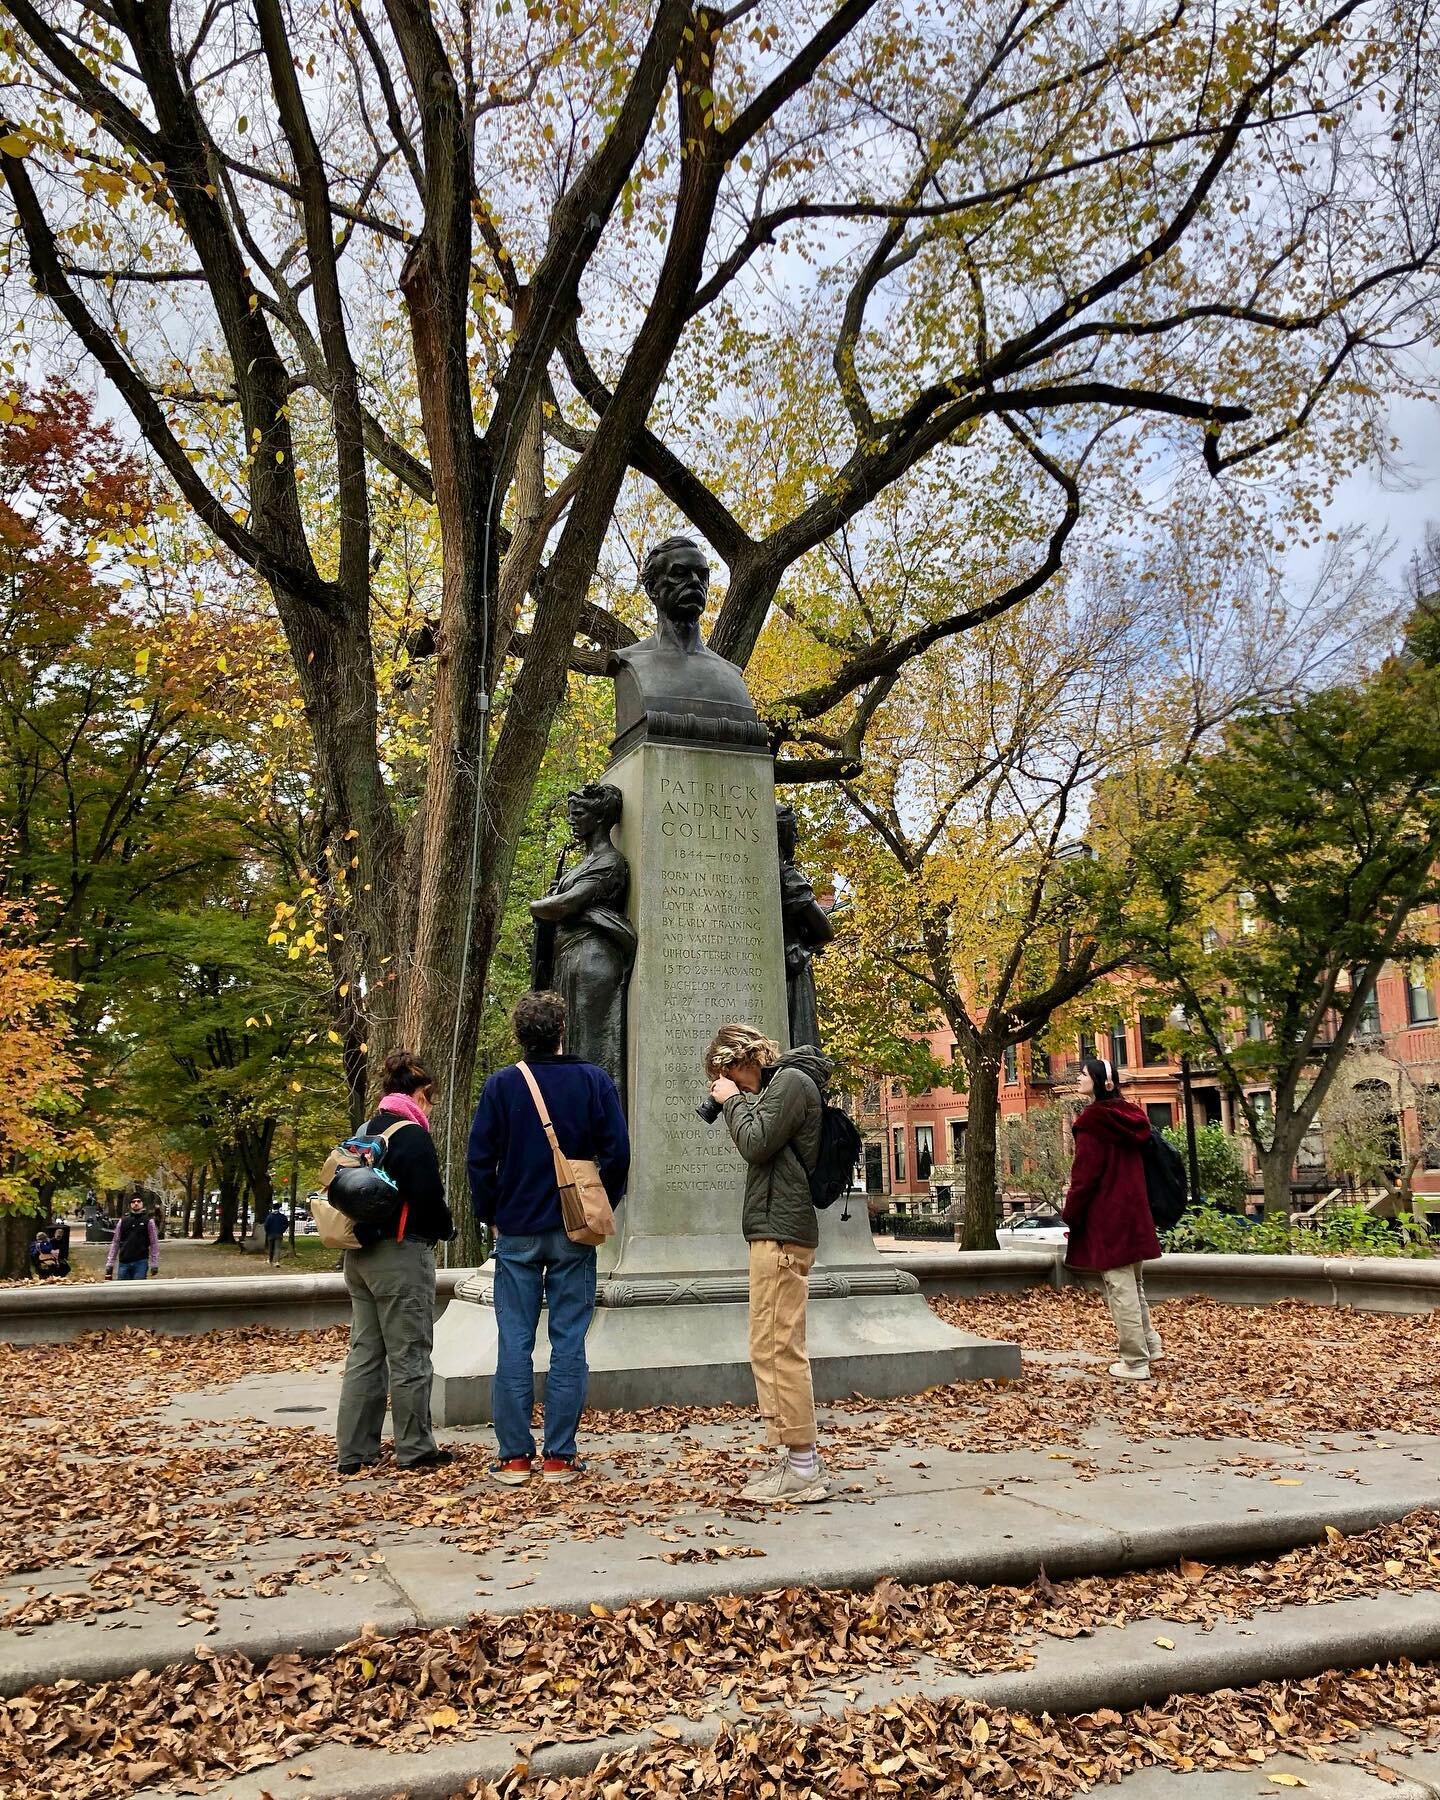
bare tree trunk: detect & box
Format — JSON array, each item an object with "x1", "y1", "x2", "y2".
[
  {"x1": 961, "y1": 1050, "x2": 1003, "y2": 1250},
  {"x1": 215, "y1": 1158, "x2": 241, "y2": 1245},
  {"x1": 192, "y1": 1164, "x2": 208, "y2": 1237},
  {"x1": 0, "y1": 1208, "x2": 35, "y2": 1280},
  {"x1": 1260, "y1": 1148, "x2": 1294, "y2": 1218}
]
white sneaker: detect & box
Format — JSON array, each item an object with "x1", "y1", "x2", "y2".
[
  {"x1": 1109, "y1": 1360, "x2": 1151, "y2": 1381},
  {"x1": 741, "y1": 1454, "x2": 828, "y2": 1504}
]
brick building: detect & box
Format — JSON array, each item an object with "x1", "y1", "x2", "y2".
[{"x1": 863, "y1": 958, "x2": 1440, "y2": 1216}]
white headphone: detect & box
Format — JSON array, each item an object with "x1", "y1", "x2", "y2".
[{"x1": 1098, "y1": 1057, "x2": 1115, "y2": 1094}]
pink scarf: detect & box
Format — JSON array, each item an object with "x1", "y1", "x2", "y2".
[{"x1": 378, "y1": 1092, "x2": 431, "y2": 1131}]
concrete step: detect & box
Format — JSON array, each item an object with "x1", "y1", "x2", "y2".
[
  {"x1": 15, "y1": 1431, "x2": 1440, "y2": 1695},
  {"x1": 136, "y1": 1589, "x2": 1440, "y2": 1800}
]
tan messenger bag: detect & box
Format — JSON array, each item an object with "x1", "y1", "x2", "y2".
[{"x1": 516, "y1": 1061, "x2": 615, "y2": 1248}]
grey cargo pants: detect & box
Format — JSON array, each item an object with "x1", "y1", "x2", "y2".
[{"x1": 336, "y1": 1237, "x2": 438, "y2": 1466}]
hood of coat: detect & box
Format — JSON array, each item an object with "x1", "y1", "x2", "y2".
[
  {"x1": 771, "y1": 1043, "x2": 833, "y2": 1091},
  {"x1": 1074, "y1": 1098, "x2": 1151, "y2": 1144}
]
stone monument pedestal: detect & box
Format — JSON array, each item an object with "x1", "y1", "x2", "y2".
[
  {"x1": 432, "y1": 1204, "x2": 1017, "y2": 1424},
  {"x1": 431, "y1": 733, "x2": 1018, "y2": 1428}
]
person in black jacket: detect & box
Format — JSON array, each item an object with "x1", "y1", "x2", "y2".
[{"x1": 335, "y1": 1048, "x2": 457, "y2": 1474}]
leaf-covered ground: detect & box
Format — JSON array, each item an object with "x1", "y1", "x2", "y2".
[
  {"x1": 8, "y1": 1512, "x2": 1440, "y2": 1795},
  {"x1": 3, "y1": 1290, "x2": 1440, "y2": 1794},
  {"x1": 3, "y1": 1290, "x2": 1440, "y2": 1628}
]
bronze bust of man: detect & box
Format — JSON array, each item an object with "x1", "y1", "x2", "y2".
[{"x1": 608, "y1": 535, "x2": 770, "y2": 755}]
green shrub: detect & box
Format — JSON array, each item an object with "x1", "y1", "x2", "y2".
[{"x1": 1162, "y1": 1201, "x2": 1434, "y2": 1257}]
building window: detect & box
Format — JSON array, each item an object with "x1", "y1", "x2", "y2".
[
  {"x1": 1407, "y1": 965, "x2": 1437, "y2": 1025},
  {"x1": 1005, "y1": 1120, "x2": 1023, "y2": 1177},
  {"x1": 1140, "y1": 1015, "x2": 1169, "y2": 1066},
  {"x1": 890, "y1": 1081, "x2": 903, "y2": 1099},
  {"x1": 1109, "y1": 1024, "x2": 1129, "y2": 1068},
  {"x1": 1004, "y1": 1045, "x2": 1018, "y2": 1085},
  {"x1": 949, "y1": 1041, "x2": 960, "y2": 1062},
  {"x1": 864, "y1": 1142, "x2": 884, "y2": 1192},
  {"x1": 1201, "y1": 926, "x2": 1220, "y2": 954},
  {"x1": 1424, "y1": 1089, "x2": 1440, "y2": 1169},
  {"x1": 915, "y1": 1125, "x2": 934, "y2": 1181},
  {"x1": 1146, "y1": 1101, "x2": 1174, "y2": 1131},
  {"x1": 949, "y1": 1119, "x2": 966, "y2": 1165},
  {"x1": 1245, "y1": 995, "x2": 1266, "y2": 1041},
  {"x1": 1077, "y1": 1032, "x2": 1095, "y2": 1062},
  {"x1": 1031, "y1": 1042, "x2": 1051, "y2": 1081},
  {"x1": 892, "y1": 1127, "x2": 906, "y2": 1184}
]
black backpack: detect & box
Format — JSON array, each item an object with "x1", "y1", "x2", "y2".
[
  {"x1": 804, "y1": 1100, "x2": 863, "y2": 1213},
  {"x1": 1141, "y1": 1128, "x2": 1188, "y2": 1230}
]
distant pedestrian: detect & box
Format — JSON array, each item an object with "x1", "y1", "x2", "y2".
[
  {"x1": 467, "y1": 990, "x2": 629, "y2": 1488},
  {"x1": 106, "y1": 1196, "x2": 159, "y2": 1281},
  {"x1": 1062, "y1": 1058, "x2": 1164, "y2": 1380},
  {"x1": 705, "y1": 1023, "x2": 831, "y2": 1505},
  {"x1": 29, "y1": 1224, "x2": 70, "y2": 1279},
  {"x1": 335, "y1": 1048, "x2": 457, "y2": 1475},
  {"x1": 263, "y1": 1204, "x2": 289, "y2": 1263}
]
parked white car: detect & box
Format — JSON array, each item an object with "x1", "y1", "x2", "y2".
[{"x1": 995, "y1": 1217, "x2": 1069, "y2": 1251}]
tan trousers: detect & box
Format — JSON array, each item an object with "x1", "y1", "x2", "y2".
[
  {"x1": 1101, "y1": 1263, "x2": 1161, "y2": 1367},
  {"x1": 747, "y1": 1239, "x2": 817, "y2": 1447}
]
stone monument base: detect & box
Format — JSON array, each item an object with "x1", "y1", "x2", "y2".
[{"x1": 430, "y1": 1249, "x2": 1020, "y2": 1426}]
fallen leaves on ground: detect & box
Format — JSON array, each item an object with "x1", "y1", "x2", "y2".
[
  {"x1": 460, "y1": 1663, "x2": 1440, "y2": 1799},
  {"x1": 10, "y1": 1510, "x2": 1440, "y2": 1797},
  {"x1": 4, "y1": 1292, "x2": 1440, "y2": 1634}
]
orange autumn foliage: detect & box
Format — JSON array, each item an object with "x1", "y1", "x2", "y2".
[{"x1": 0, "y1": 895, "x2": 88, "y2": 1210}]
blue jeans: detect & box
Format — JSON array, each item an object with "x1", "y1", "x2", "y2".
[
  {"x1": 116, "y1": 1259, "x2": 150, "y2": 1280},
  {"x1": 492, "y1": 1231, "x2": 596, "y2": 1463}
]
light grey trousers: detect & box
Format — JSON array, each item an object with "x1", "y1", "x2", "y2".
[
  {"x1": 336, "y1": 1237, "x2": 438, "y2": 1465},
  {"x1": 1101, "y1": 1263, "x2": 1163, "y2": 1367}
]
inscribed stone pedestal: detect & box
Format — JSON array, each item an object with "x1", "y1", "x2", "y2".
[
  {"x1": 430, "y1": 534, "x2": 1017, "y2": 1425},
  {"x1": 431, "y1": 735, "x2": 1018, "y2": 1424},
  {"x1": 601, "y1": 740, "x2": 786, "y2": 1277}
]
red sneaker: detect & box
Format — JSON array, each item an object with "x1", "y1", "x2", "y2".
[
  {"x1": 542, "y1": 1456, "x2": 586, "y2": 1484},
  {"x1": 488, "y1": 1456, "x2": 534, "y2": 1486}
]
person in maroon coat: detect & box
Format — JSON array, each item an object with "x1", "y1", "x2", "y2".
[{"x1": 1063, "y1": 1058, "x2": 1165, "y2": 1380}]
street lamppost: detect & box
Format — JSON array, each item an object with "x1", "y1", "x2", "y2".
[{"x1": 1168, "y1": 1002, "x2": 1204, "y2": 1206}]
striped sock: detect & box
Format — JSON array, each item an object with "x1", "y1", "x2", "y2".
[{"x1": 788, "y1": 1449, "x2": 818, "y2": 1477}]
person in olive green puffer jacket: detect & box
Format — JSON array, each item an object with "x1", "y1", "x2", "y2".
[{"x1": 706, "y1": 1025, "x2": 832, "y2": 1508}]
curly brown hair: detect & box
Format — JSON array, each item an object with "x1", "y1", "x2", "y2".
[
  {"x1": 703, "y1": 1022, "x2": 780, "y2": 1081},
  {"x1": 514, "y1": 989, "x2": 566, "y2": 1055}
]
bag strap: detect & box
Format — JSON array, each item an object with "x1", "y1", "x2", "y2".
[
  {"x1": 377, "y1": 1119, "x2": 414, "y2": 1144},
  {"x1": 517, "y1": 1062, "x2": 575, "y2": 1190}
]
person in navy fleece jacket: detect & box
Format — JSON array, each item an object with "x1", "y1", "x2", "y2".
[{"x1": 467, "y1": 989, "x2": 629, "y2": 1486}]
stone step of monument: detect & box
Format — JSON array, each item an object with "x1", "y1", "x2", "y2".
[
  {"x1": 134, "y1": 1589, "x2": 1440, "y2": 1800},
  {"x1": 13, "y1": 1435, "x2": 1440, "y2": 1698}
]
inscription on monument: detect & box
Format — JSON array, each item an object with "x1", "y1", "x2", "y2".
[{"x1": 653, "y1": 774, "x2": 772, "y2": 1200}]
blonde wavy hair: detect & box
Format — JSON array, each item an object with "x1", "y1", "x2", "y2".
[{"x1": 704, "y1": 1022, "x2": 780, "y2": 1081}]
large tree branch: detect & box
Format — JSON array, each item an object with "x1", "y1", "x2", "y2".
[
  {"x1": 1, "y1": 142, "x2": 335, "y2": 611},
  {"x1": 720, "y1": 0, "x2": 884, "y2": 151},
  {"x1": 484, "y1": 0, "x2": 691, "y2": 484},
  {"x1": 558, "y1": 323, "x2": 754, "y2": 566},
  {"x1": 773, "y1": 426, "x2": 1084, "y2": 723},
  {"x1": 255, "y1": 0, "x2": 370, "y2": 596}
]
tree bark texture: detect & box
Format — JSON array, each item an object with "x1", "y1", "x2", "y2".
[{"x1": 960, "y1": 1051, "x2": 1002, "y2": 1250}]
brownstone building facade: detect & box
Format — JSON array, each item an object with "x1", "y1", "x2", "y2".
[{"x1": 864, "y1": 959, "x2": 1440, "y2": 1215}]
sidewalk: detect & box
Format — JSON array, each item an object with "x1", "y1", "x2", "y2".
[{"x1": 8, "y1": 1358, "x2": 1440, "y2": 1694}]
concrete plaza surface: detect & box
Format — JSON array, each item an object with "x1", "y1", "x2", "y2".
[
  {"x1": 10, "y1": 1344, "x2": 1440, "y2": 1698},
  {"x1": 13, "y1": 1291, "x2": 1440, "y2": 1799}
]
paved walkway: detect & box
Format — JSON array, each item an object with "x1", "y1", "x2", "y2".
[
  {"x1": 9, "y1": 1347, "x2": 1440, "y2": 1695},
  {"x1": 12, "y1": 1291, "x2": 1440, "y2": 1798}
]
